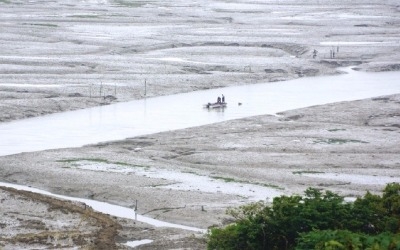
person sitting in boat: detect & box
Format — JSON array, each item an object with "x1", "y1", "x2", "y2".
[
  {"x1": 221, "y1": 94, "x2": 225, "y2": 103},
  {"x1": 217, "y1": 96, "x2": 221, "y2": 104}
]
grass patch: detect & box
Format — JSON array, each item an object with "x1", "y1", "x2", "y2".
[
  {"x1": 23, "y1": 23, "x2": 58, "y2": 27},
  {"x1": 314, "y1": 138, "x2": 368, "y2": 144},
  {"x1": 144, "y1": 205, "x2": 186, "y2": 215},
  {"x1": 0, "y1": 0, "x2": 11, "y2": 4},
  {"x1": 57, "y1": 158, "x2": 108, "y2": 164},
  {"x1": 69, "y1": 15, "x2": 99, "y2": 18},
  {"x1": 293, "y1": 170, "x2": 325, "y2": 175},
  {"x1": 327, "y1": 128, "x2": 346, "y2": 132},
  {"x1": 150, "y1": 182, "x2": 180, "y2": 188},
  {"x1": 211, "y1": 176, "x2": 283, "y2": 190},
  {"x1": 260, "y1": 183, "x2": 282, "y2": 189},
  {"x1": 114, "y1": 0, "x2": 145, "y2": 7},
  {"x1": 114, "y1": 161, "x2": 134, "y2": 167},
  {"x1": 56, "y1": 158, "x2": 146, "y2": 168},
  {"x1": 182, "y1": 170, "x2": 202, "y2": 176},
  {"x1": 212, "y1": 176, "x2": 236, "y2": 182}
]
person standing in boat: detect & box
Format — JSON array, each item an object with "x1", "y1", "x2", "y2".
[
  {"x1": 222, "y1": 94, "x2": 225, "y2": 103},
  {"x1": 217, "y1": 96, "x2": 221, "y2": 103}
]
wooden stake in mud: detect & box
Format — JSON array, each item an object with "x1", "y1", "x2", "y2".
[
  {"x1": 144, "y1": 79, "x2": 147, "y2": 97},
  {"x1": 134, "y1": 200, "x2": 138, "y2": 221}
]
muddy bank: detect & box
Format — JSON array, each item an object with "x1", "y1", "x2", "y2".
[
  {"x1": 0, "y1": 186, "x2": 207, "y2": 249},
  {"x1": 1, "y1": 94, "x2": 399, "y2": 249},
  {"x1": 1, "y1": 0, "x2": 400, "y2": 123},
  {"x1": 1, "y1": 0, "x2": 400, "y2": 249},
  {"x1": 0, "y1": 186, "x2": 121, "y2": 249}
]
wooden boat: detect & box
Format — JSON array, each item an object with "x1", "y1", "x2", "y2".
[{"x1": 204, "y1": 102, "x2": 227, "y2": 109}]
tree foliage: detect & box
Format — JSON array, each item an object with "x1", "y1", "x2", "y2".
[
  {"x1": 296, "y1": 230, "x2": 400, "y2": 250},
  {"x1": 207, "y1": 183, "x2": 400, "y2": 250}
]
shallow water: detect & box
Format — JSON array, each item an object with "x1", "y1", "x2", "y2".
[
  {"x1": 74, "y1": 160, "x2": 283, "y2": 201},
  {"x1": 125, "y1": 239, "x2": 153, "y2": 248},
  {"x1": 0, "y1": 67, "x2": 399, "y2": 156}
]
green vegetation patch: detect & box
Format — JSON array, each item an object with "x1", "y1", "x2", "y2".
[
  {"x1": 57, "y1": 158, "x2": 108, "y2": 164},
  {"x1": 56, "y1": 158, "x2": 146, "y2": 168},
  {"x1": 113, "y1": 0, "x2": 146, "y2": 7},
  {"x1": 293, "y1": 170, "x2": 325, "y2": 175},
  {"x1": 212, "y1": 176, "x2": 236, "y2": 183},
  {"x1": 182, "y1": 170, "x2": 201, "y2": 176},
  {"x1": 211, "y1": 176, "x2": 283, "y2": 190},
  {"x1": 314, "y1": 138, "x2": 368, "y2": 144},
  {"x1": 150, "y1": 182, "x2": 180, "y2": 188},
  {"x1": 69, "y1": 15, "x2": 99, "y2": 18},
  {"x1": 23, "y1": 23, "x2": 58, "y2": 27},
  {"x1": 327, "y1": 128, "x2": 346, "y2": 132}
]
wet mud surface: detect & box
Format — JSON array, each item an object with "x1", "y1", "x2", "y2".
[
  {"x1": 1, "y1": 94, "x2": 400, "y2": 249},
  {"x1": 1, "y1": 0, "x2": 400, "y2": 249}
]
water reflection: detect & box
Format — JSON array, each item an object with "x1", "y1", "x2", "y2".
[{"x1": 0, "y1": 67, "x2": 399, "y2": 156}]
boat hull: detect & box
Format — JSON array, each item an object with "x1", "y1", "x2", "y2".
[{"x1": 204, "y1": 102, "x2": 227, "y2": 109}]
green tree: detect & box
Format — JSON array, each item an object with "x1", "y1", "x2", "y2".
[
  {"x1": 351, "y1": 183, "x2": 400, "y2": 234},
  {"x1": 351, "y1": 191, "x2": 385, "y2": 234},
  {"x1": 296, "y1": 230, "x2": 400, "y2": 250},
  {"x1": 207, "y1": 183, "x2": 400, "y2": 250}
]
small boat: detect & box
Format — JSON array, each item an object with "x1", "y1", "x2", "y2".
[{"x1": 204, "y1": 102, "x2": 227, "y2": 109}]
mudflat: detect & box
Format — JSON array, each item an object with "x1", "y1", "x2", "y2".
[{"x1": 1, "y1": 0, "x2": 399, "y2": 249}]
